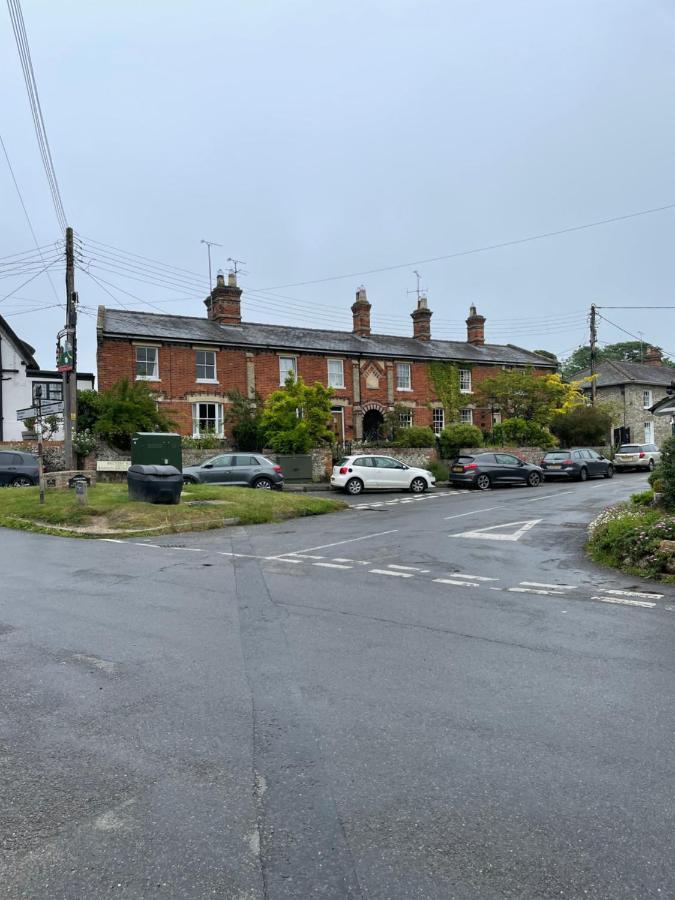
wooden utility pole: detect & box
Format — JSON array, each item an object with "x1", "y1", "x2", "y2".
[
  {"x1": 589, "y1": 303, "x2": 597, "y2": 406},
  {"x1": 63, "y1": 227, "x2": 78, "y2": 469}
]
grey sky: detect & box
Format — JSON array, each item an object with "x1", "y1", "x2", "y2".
[{"x1": 2, "y1": 0, "x2": 675, "y2": 378}]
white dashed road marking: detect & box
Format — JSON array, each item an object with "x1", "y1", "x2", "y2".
[
  {"x1": 508, "y1": 586, "x2": 566, "y2": 596},
  {"x1": 598, "y1": 588, "x2": 663, "y2": 600},
  {"x1": 433, "y1": 578, "x2": 482, "y2": 588},
  {"x1": 453, "y1": 573, "x2": 499, "y2": 582},
  {"x1": 387, "y1": 564, "x2": 430, "y2": 573},
  {"x1": 369, "y1": 568, "x2": 414, "y2": 578},
  {"x1": 313, "y1": 562, "x2": 352, "y2": 570},
  {"x1": 593, "y1": 596, "x2": 657, "y2": 609},
  {"x1": 520, "y1": 581, "x2": 575, "y2": 590}
]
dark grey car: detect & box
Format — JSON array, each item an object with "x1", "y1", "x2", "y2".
[
  {"x1": 449, "y1": 452, "x2": 543, "y2": 490},
  {"x1": 182, "y1": 453, "x2": 284, "y2": 490},
  {"x1": 540, "y1": 448, "x2": 613, "y2": 481},
  {"x1": 0, "y1": 450, "x2": 39, "y2": 486}
]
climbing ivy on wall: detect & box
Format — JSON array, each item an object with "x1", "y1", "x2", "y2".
[{"x1": 428, "y1": 361, "x2": 467, "y2": 424}]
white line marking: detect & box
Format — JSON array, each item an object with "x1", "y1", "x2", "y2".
[
  {"x1": 525, "y1": 491, "x2": 574, "y2": 502},
  {"x1": 433, "y1": 578, "x2": 481, "y2": 588},
  {"x1": 453, "y1": 573, "x2": 499, "y2": 582},
  {"x1": 399, "y1": 500, "x2": 414, "y2": 504},
  {"x1": 100, "y1": 538, "x2": 127, "y2": 543},
  {"x1": 508, "y1": 587, "x2": 565, "y2": 596},
  {"x1": 313, "y1": 562, "x2": 352, "y2": 569},
  {"x1": 219, "y1": 551, "x2": 271, "y2": 560},
  {"x1": 444, "y1": 506, "x2": 500, "y2": 520},
  {"x1": 387, "y1": 564, "x2": 430, "y2": 572},
  {"x1": 275, "y1": 529, "x2": 398, "y2": 558},
  {"x1": 132, "y1": 543, "x2": 163, "y2": 548},
  {"x1": 332, "y1": 557, "x2": 371, "y2": 564},
  {"x1": 598, "y1": 588, "x2": 663, "y2": 600},
  {"x1": 452, "y1": 519, "x2": 541, "y2": 542},
  {"x1": 369, "y1": 568, "x2": 414, "y2": 578},
  {"x1": 272, "y1": 557, "x2": 302, "y2": 564},
  {"x1": 291, "y1": 554, "x2": 325, "y2": 560},
  {"x1": 520, "y1": 581, "x2": 575, "y2": 590},
  {"x1": 593, "y1": 596, "x2": 656, "y2": 609}
]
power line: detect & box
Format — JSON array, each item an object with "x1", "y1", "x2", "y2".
[
  {"x1": 0, "y1": 257, "x2": 61, "y2": 305},
  {"x1": 596, "y1": 312, "x2": 675, "y2": 360},
  {"x1": 6, "y1": 0, "x2": 67, "y2": 230},
  {"x1": 0, "y1": 131, "x2": 61, "y2": 304},
  {"x1": 252, "y1": 202, "x2": 675, "y2": 291}
]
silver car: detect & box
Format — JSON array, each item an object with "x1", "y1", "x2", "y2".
[
  {"x1": 183, "y1": 453, "x2": 284, "y2": 489},
  {"x1": 613, "y1": 443, "x2": 661, "y2": 472}
]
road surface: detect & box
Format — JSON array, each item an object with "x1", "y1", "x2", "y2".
[{"x1": 1, "y1": 474, "x2": 673, "y2": 898}]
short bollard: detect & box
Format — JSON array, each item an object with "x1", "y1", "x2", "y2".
[{"x1": 75, "y1": 479, "x2": 88, "y2": 506}]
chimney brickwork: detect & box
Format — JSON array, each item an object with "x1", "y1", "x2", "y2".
[
  {"x1": 466, "y1": 304, "x2": 486, "y2": 345},
  {"x1": 644, "y1": 346, "x2": 663, "y2": 367},
  {"x1": 204, "y1": 270, "x2": 243, "y2": 326},
  {"x1": 411, "y1": 295, "x2": 432, "y2": 341},
  {"x1": 351, "y1": 285, "x2": 371, "y2": 337}
]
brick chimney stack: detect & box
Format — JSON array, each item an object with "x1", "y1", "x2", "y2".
[
  {"x1": 411, "y1": 295, "x2": 432, "y2": 341},
  {"x1": 645, "y1": 346, "x2": 663, "y2": 367},
  {"x1": 204, "y1": 269, "x2": 243, "y2": 326},
  {"x1": 351, "y1": 285, "x2": 371, "y2": 337},
  {"x1": 466, "y1": 304, "x2": 486, "y2": 345}
]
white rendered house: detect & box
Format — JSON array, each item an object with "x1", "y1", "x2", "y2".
[{"x1": 0, "y1": 315, "x2": 94, "y2": 442}]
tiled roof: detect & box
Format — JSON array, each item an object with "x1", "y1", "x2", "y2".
[
  {"x1": 98, "y1": 308, "x2": 557, "y2": 368},
  {"x1": 577, "y1": 360, "x2": 675, "y2": 388}
]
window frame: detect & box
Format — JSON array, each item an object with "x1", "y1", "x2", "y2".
[
  {"x1": 459, "y1": 408, "x2": 473, "y2": 424},
  {"x1": 459, "y1": 368, "x2": 472, "y2": 393},
  {"x1": 192, "y1": 401, "x2": 224, "y2": 438},
  {"x1": 279, "y1": 355, "x2": 297, "y2": 385},
  {"x1": 432, "y1": 408, "x2": 445, "y2": 435},
  {"x1": 643, "y1": 389, "x2": 653, "y2": 409},
  {"x1": 195, "y1": 349, "x2": 217, "y2": 383},
  {"x1": 398, "y1": 409, "x2": 413, "y2": 429},
  {"x1": 396, "y1": 362, "x2": 412, "y2": 391},
  {"x1": 644, "y1": 421, "x2": 655, "y2": 443},
  {"x1": 327, "y1": 358, "x2": 345, "y2": 389},
  {"x1": 32, "y1": 381, "x2": 63, "y2": 402},
  {"x1": 135, "y1": 345, "x2": 159, "y2": 381}
]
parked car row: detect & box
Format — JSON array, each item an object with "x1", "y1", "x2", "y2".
[{"x1": 0, "y1": 443, "x2": 662, "y2": 493}]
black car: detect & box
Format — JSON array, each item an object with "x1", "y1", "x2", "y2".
[
  {"x1": 0, "y1": 450, "x2": 39, "y2": 486},
  {"x1": 449, "y1": 452, "x2": 543, "y2": 490},
  {"x1": 540, "y1": 448, "x2": 613, "y2": 481},
  {"x1": 182, "y1": 453, "x2": 284, "y2": 489}
]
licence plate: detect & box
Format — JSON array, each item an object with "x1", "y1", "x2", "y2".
[
  {"x1": 548, "y1": 464, "x2": 562, "y2": 469},
  {"x1": 617, "y1": 456, "x2": 636, "y2": 461},
  {"x1": 452, "y1": 466, "x2": 464, "y2": 473}
]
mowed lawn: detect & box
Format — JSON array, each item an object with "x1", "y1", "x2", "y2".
[{"x1": 0, "y1": 482, "x2": 345, "y2": 537}]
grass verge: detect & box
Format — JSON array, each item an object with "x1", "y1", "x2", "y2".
[
  {"x1": 587, "y1": 497, "x2": 675, "y2": 583},
  {"x1": 0, "y1": 483, "x2": 346, "y2": 538}
]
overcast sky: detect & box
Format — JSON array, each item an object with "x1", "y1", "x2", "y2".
[{"x1": 2, "y1": 0, "x2": 675, "y2": 378}]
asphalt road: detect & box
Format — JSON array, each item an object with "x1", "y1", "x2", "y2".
[{"x1": 1, "y1": 474, "x2": 674, "y2": 899}]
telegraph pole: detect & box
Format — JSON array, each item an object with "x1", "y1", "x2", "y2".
[
  {"x1": 63, "y1": 227, "x2": 78, "y2": 469},
  {"x1": 589, "y1": 303, "x2": 597, "y2": 406}
]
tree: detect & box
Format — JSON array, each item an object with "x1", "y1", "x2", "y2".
[
  {"x1": 550, "y1": 405, "x2": 613, "y2": 447},
  {"x1": 76, "y1": 389, "x2": 101, "y2": 432},
  {"x1": 561, "y1": 341, "x2": 675, "y2": 378},
  {"x1": 476, "y1": 369, "x2": 588, "y2": 426},
  {"x1": 653, "y1": 435, "x2": 675, "y2": 510},
  {"x1": 93, "y1": 378, "x2": 176, "y2": 450},
  {"x1": 226, "y1": 389, "x2": 265, "y2": 451},
  {"x1": 261, "y1": 374, "x2": 334, "y2": 453}
]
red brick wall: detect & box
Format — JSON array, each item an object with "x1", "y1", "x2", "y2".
[{"x1": 97, "y1": 336, "x2": 551, "y2": 438}]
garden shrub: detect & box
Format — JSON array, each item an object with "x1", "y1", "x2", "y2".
[
  {"x1": 656, "y1": 435, "x2": 675, "y2": 509},
  {"x1": 393, "y1": 426, "x2": 435, "y2": 447},
  {"x1": 438, "y1": 424, "x2": 483, "y2": 458},
  {"x1": 587, "y1": 503, "x2": 675, "y2": 580},
  {"x1": 490, "y1": 417, "x2": 557, "y2": 449},
  {"x1": 426, "y1": 460, "x2": 449, "y2": 482}
]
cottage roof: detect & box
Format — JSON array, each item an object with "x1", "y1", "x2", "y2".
[
  {"x1": 577, "y1": 360, "x2": 675, "y2": 388},
  {"x1": 97, "y1": 307, "x2": 556, "y2": 368},
  {"x1": 0, "y1": 314, "x2": 39, "y2": 368}
]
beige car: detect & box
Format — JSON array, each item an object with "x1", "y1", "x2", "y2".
[{"x1": 614, "y1": 443, "x2": 661, "y2": 472}]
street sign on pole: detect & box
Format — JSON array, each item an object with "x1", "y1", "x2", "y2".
[{"x1": 16, "y1": 401, "x2": 64, "y2": 420}]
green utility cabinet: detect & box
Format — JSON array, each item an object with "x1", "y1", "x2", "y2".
[{"x1": 131, "y1": 433, "x2": 182, "y2": 471}]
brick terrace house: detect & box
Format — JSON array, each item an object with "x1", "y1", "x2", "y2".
[
  {"x1": 577, "y1": 349, "x2": 675, "y2": 446},
  {"x1": 96, "y1": 273, "x2": 557, "y2": 442}
]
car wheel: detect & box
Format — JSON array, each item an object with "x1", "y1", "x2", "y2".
[
  {"x1": 604, "y1": 465, "x2": 614, "y2": 479},
  {"x1": 475, "y1": 473, "x2": 491, "y2": 491},
  {"x1": 183, "y1": 476, "x2": 198, "y2": 484},
  {"x1": 253, "y1": 477, "x2": 274, "y2": 490},
  {"x1": 10, "y1": 475, "x2": 34, "y2": 487},
  {"x1": 345, "y1": 478, "x2": 364, "y2": 495},
  {"x1": 578, "y1": 467, "x2": 588, "y2": 482},
  {"x1": 410, "y1": 477, "x2": 427, "y2": 493},
  {"x1": 526, "y1": 471, "x2": 541, "y2": 487},
  {"x1": 648, "y1": 459, "x2": 655, "y2": 471}
]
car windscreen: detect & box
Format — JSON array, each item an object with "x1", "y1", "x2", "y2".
[
  {"x1": 618, "y1": 445, "x2": 640, "y2": 453},
  {"x1": 454, "y1": 456, "x2": 474, "y2": 464},
  {"x1": 543, "y1": 452, "x2": 570, "y2": 460},
  {"x1": 336, "y1": 458, "x2": 350, "y2": 467}
]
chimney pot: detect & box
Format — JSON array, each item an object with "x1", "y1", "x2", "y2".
[
  {"x1": 205, "y1": 268, "x2": 243, "y2": 325},
  {"x1": 645, "y1": 346, "x2": 663, "y2": 366},
  {"x1": 351, "y1": 285, "x2": 372, "y2": 337},
  {"x1": 411, "y1": 295, "x2": 432, "y2": 340},
  {"x1": 228, "y1": 270, "x2": 237, "y2": 287}
]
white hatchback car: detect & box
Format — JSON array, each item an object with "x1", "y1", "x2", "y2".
[{"x1": 331, "y1": 454, "x2": 436, "y2": 495}]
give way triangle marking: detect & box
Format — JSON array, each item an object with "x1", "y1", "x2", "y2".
[{"x1": 451, "y1": 519, "x2": 542, "y2": 542}]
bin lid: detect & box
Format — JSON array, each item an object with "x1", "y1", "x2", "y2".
[{"x1": 128, "y1": 464, "x2": 182, "y2": 476}]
